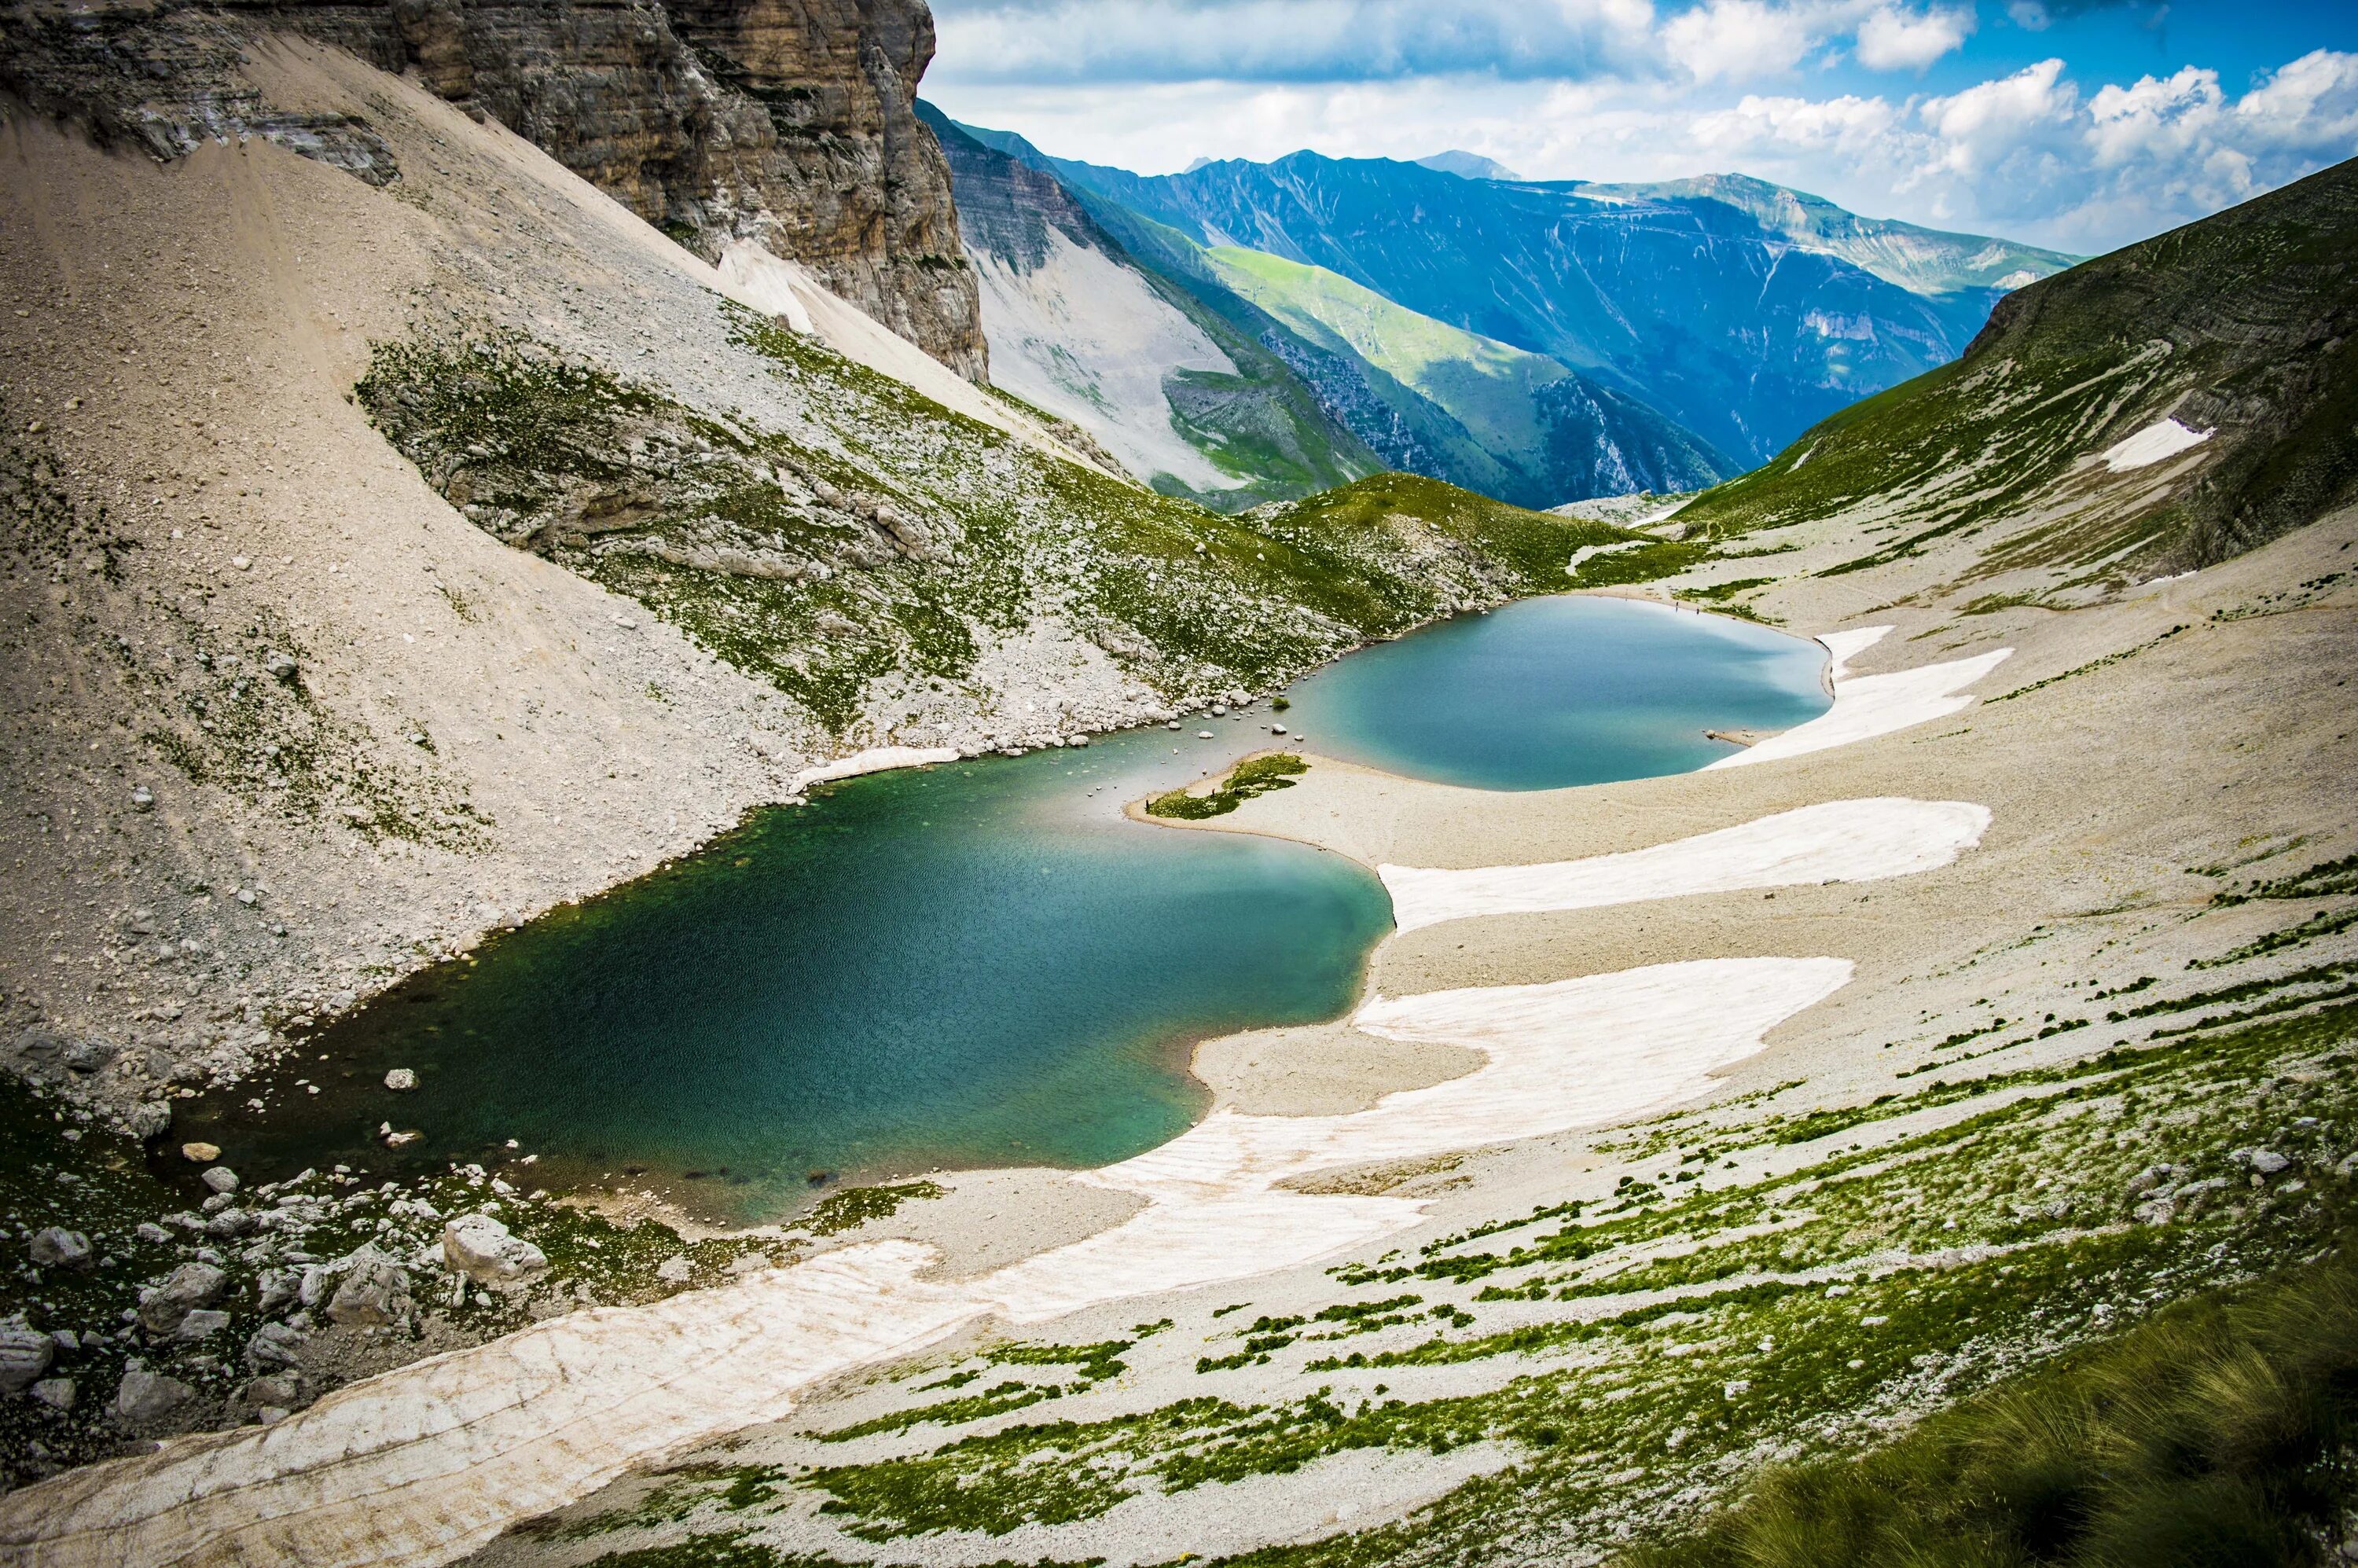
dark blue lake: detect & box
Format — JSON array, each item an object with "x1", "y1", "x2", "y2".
[{"x1": 176, "y1": 597, "x2": 1826, "y2": 1219}]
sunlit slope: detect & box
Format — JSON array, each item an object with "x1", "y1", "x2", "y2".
[
  {"x1": 1676, "y1": 156, "x2": 2358, "y2": 583},
  {"x1": 923, "y1": 101, "x2": 1380, "y2": 509},
  {"x1": 358, "y1": 318, "x2": 1639, "y2": 733},
  {"x1": 1201, "y1": 247, "x2": 1725, "y2": 511}
]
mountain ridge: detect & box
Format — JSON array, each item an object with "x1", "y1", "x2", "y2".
[
  {"x1": 953, "y1": 126, "x2": 2077, "y2": 466},
  {"x1": 934, "y1": 105, "x2": 1735, "y2": 507}
]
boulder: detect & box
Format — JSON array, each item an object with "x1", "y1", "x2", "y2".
[
  {"x1": 200, "y1": 1166, "x2": 241, "y2": 1195},
  {"x1": 384, "y1": 1067, "x2": 417, "y2": 1092},
  {"x1": 2248, "y1": 1149, "x2": 2292, "y2": 1175},
  {"x1": 255, "y1": 1268, "x2": 300, "y2": 1316},
  {"x1": 237, "y1": 1374, "x2": 299, "y2": 1409},
  {"x1": 0, "y1": 1324, "x2": 57, "y2": 1393},
  {"x1": 122, "y1": 1101, "x2": 171, "y2": 1140},
  {"x1": 173, "y1": 1309, "x2": 231, "y2": 1344},
  {"x1": 113, "y1": 1367, "x2": 194, "y2": 1423},
  {"x1": 31, "y1": 1378, "x2": 75, "y2": 1411},
  {"x1": 63, "y1": 1039, "x2": 116, "y2": 1074},
  {"x1": 325, "y1": 1252, "x2": 410, "y2": 1327},
  {"x1": 138, "y1": 1262, "x2": 229, "y2": 1335},
  {"x1": 244, "y1": 1321, "x2": 305, "y2": 1372},
  {"x1": 442, "y1": 1212, "x2": 548, "y2": 1286},
  {"x1": 28, "y1": 1228, "x2": 94, "y2": 1271},
  {"x1": 204, "y1": 1207, "x2": 256, "y2": 1240},
  {"x1": 180, "y1": 1141, "x2": 221, "y2": 1163}
]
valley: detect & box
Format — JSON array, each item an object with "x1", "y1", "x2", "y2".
[{"x1": 0, "y1": 3, "x2": 2354, "y2": 1566}]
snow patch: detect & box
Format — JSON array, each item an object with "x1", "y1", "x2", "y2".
[
  {"x1": 982, "y1": 957, "x2": 1853, "y2": 1320},
  {"x1": 1706, "y1": 632, "x2": 2010, "y2": 769},
  {"x1": 2099, "y1": 417, "x2": 2210, "y2": 472},
  {"x1": 791, "y1": 746, "x2": 960, "y2": 792},
  {"x1": 1380, "y1": 799, "x2": 1992, "y2": 933},
  {"x1": 9, "y1": 957, "x2": 1857, "y2": 1565}
]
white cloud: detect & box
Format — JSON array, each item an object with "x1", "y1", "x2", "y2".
[
  {"x1": 1690, "y1": 92, "x2": 1900, "y2": 161},
  {"x1": 939, "y1": 0, "x2": 1989, "y2": 91},
  {"x1": 1916, "y1": 58, "x2": 2078, "y2": 175},
  {"x1": 2235, "y1": 48, "x2": 2358, "y2": 147},
  {"x1": 931, "y1": 0, "x2": 1661, "y2": 85},
  {"x1": 928, "y1": 36, "x2": 2358, "y2": 255},
  {"x1": 1662, "y1": 0, "x2": 1821, "y2": 83},
  {"x1": 1688, "y1": 50, "x2": 2358, "y2": 247},
  {"x1": 2087, "y1": 65, "x2": 2225, "y2": 166},
  {"x1": 1853, "y1": 5, "x2": 1974, "y2": 72}
]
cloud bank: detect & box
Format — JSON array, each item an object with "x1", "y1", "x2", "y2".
[{"x1": 927, "y1": 0, "x2": 2358, "y2": 252}]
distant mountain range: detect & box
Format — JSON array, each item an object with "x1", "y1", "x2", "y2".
[{"x1": 924, "y1": 105, "x2": 2079, "y2": 510}]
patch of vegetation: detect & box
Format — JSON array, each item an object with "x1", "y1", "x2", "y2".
[
  {"x1": 1569, "y1": 540, "x2": 1709, "y2": 587},
  {"x1": 799, "y1": 1181, "x2": 944, "y2": 1237},
  {"x1": 787, "y1": 979, "x2": 2358, "y2": 1555},
  {"x1": 1146, "y1": 753, "x2": 1308, "y2": 819},
  {"x1": 2220, "y1": 852, "x2": 2358, "y2": 906},
  {"x1": 1679, "y1": 576, "x2": 1772, "y2": 603},
  {"x1": 1675, "y1": 159, "x2": 2358, "y2": 578},
  {"x1": 356, "y1": 325, "x2": 1638, "y2": 737},
  {"x1": 1625, "y1": 1244, "x2": 2358, "y2": 1568},
  {"x1": 819, "y1": 1336, "x2": 1137, "y2": 1442},
  {"x1": 2192, "y1": 907, "x2": 2358, "y2": 969}
]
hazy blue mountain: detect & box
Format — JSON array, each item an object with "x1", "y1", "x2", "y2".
[
  {"x1": 927, "y1": 106, "x2": 1727, "y2": 509},
  {"x1": 1416, "y1": 150, "x2": 1521, "y2": 181},
  {"x1": 949, "y1": 130, "x2": 2076, "y2": 466}
]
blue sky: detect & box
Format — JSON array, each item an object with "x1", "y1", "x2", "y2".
[{"x1": 923, "y1": 0, "x2": 2358, "y2": 252}]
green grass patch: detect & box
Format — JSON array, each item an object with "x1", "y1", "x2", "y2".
[{"x1": 1147, "y1": 753, "x2": 1308, "y2": 819}]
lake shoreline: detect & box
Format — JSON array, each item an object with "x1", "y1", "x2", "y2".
[{"x1": 167, "y1": 596, "x2": 1824, "y2": 1229}]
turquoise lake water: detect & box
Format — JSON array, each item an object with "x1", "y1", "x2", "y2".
[{"x1": 173, "y1": 597, "x2": 1827, "y2": 1219}]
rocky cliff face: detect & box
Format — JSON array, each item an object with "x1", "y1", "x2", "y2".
[{"x1": 0, "y1": 0, "x2": 986, "y2": 378}]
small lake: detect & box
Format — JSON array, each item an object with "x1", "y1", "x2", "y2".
[{"x1": 173, "y1": 597, "x2": 1827, "y2": 1220}]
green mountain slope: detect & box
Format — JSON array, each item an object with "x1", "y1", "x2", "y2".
[
  {"x1": 933, "y1": 106, "x2": 1731, "y2": 511},
  {"x1": 953, "y1": 130, "x2": 2073, "y2": 466},
  {"x1": 920, "y1": 103, "x2": 1382, "y2": 509},
  {"x1": 1199, "y1": 245, "x2": 1724, "y2": 508},
  {"x1": 1591, "y1": 173, "x2": 2080, "y2": 296},
  {"x1": 1676, "y1": 156, "x2": 2358, "y2": 582},
  {"x1": 356, "y1": 314, "x2": 1640, "y2": 733}
]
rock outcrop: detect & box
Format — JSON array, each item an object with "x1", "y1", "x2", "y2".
[{"x1": 0, "y1": 0, "x2": 986, "y2": 378}]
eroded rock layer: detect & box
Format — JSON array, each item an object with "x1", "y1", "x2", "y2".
[{"x1": 0, "y1": 0, "x2": 987, "y2": 376}]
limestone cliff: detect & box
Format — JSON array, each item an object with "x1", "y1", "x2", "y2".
[{"x1": 0, "y1": 0, "x2": 987, "y2": 377}]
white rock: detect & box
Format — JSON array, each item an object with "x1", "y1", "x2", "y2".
[
  {"x1": 0, "y1": 1324, "x2": 56, "y2": 1392},
  {"x1": 174, "y1": 1309, "x2": 232, "y2": 1344},
  {"x1": 138, "y1": 1262, "x2": 228, "y2": 1335},
  {"x1": 29, "y1": 1228, "x2": 94, "y2": 1271},
  {"x1": 326, "y1": 1253, "x2": 410, "y2": 1327},
  {"x1": 201, "y1": 1166, "x2": 241, "y2": 1195},
  {"x1": 114, "y1": 1367, "x2": 194, "y2": 1423},
  {"x1": 384, "y1": 1068, "x2": 417, "y2": 1092},
  {"x1": 442, "y1": 1213, "x2": 548, "y2": 1286}
]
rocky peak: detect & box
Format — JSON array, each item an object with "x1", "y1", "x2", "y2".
[{"x1": 0, "y1": 0, "x2": 986, "y2": 378}]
